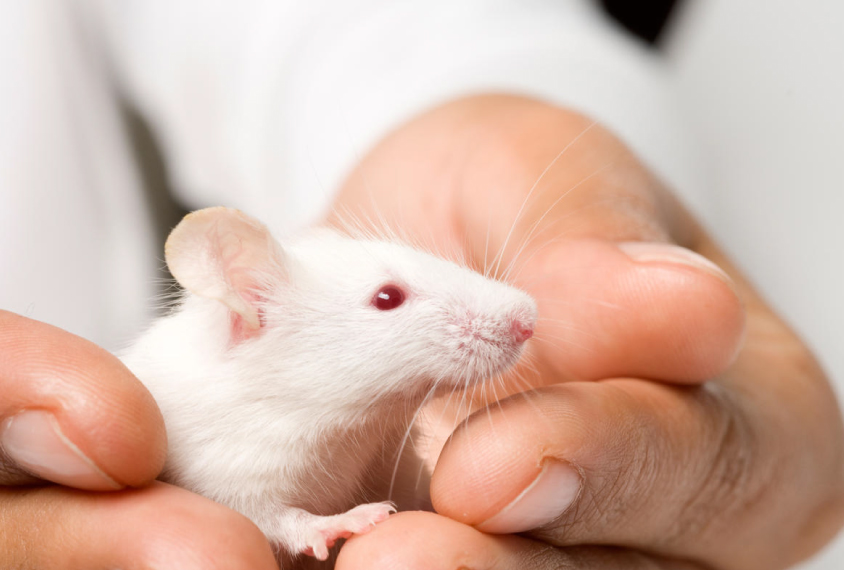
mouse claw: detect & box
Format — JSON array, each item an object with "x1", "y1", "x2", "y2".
[{"x1": 301, "y1": 502, "x2": 395, "y2": 560}]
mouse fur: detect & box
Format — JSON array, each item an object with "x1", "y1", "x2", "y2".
[{"x1": 120, "y1": 207, "x2": 537, "y2": 563}]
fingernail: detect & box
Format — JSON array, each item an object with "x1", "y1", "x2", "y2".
[
  {"x1": 618, "y1": 242, "x2": 732, "y2": 283},
  {"x1": 1, "y1": 410, "x2": 121, "y2": 490},
  {"x1": 476, "y1": 459, "x2": 581, "y2": 534}
]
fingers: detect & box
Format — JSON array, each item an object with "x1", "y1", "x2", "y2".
[
  {"x1": 429, "y1": 380, "x2": 800, "y2": 569},
  {"x1": 337, "y1": 511, "x2": 701, "y2": 570},
  {"x1": 519, "y1": 238, "x2": 744, "y2": 384},
  {"x1": 0, "y1": 311, "x2": 166, "y2": 489},
  {"x1": 0, "y1": 314, "x2": 275, "y2": 568},
  {"x1": 0, "y1": 482, "x2": 278, "y2": 570}
]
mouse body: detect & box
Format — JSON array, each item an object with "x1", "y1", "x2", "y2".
[{"x1": 120, "y1": 207, "x2": 537, "y2": 563}]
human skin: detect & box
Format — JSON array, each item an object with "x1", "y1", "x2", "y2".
[
  {"x1": 0, "y1": 94, "x2": 842, "y2": 569},
  {"x1": 329, "y1": 95, "x2": 844, "y2": 569}
]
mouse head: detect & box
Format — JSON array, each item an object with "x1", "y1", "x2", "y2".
[{"x1": 166, "y1": 207, "x2": 537, "y2": 406}]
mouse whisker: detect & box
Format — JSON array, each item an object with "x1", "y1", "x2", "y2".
[
  {"x1": 531, "y1": 333, "x2": 597, "y2": 355},
  {"x1": 490, "y1": 122, "x2": 598, "y2": 280},
  {"x1": 387, "y1": 377, "x2": 442, "y2": 502},
  {"x1": 499, "y1": 162, "x2": 616, "y2": 285}
]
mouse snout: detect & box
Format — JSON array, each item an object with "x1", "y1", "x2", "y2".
[
  {"x1": 441, "y1": 302, "x2": 536, "y2": 384},
  {"x1": 511, "y1": 316, "x2": 535, "y2": 343}
]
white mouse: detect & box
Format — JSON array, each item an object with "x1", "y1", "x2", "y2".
[{"x1": 120, "y1": 207, "x2": 537, "y2": 564}]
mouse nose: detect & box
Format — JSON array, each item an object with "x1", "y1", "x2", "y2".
[{"x1": 511, "y1": 317, "x2": 535, "y2": 343}]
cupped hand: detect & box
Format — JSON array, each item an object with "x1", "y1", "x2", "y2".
[
  {"x1": 329, "y1": 95, "x2": 844, "y2": 569},
  {"x1": 0, "y1": 310, "x2": 278, "y2": 569}
]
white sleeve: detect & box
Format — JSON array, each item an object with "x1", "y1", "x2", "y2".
[
  {"x1": 89, "y1": 0, "x2": 706, "y2": 234},
  {"x1": 0, "y1": 0, "x2": 156, "y2": 348}
]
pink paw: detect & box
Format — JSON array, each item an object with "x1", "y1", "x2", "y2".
[{"x1": 303, "y1": 502, "x2": 395, "y2": 560}]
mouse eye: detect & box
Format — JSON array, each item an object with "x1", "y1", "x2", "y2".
[{"x1": 372, "y1": 284, "x2": 406, "y2": 311}]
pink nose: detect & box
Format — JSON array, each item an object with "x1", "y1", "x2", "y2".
[{"x1": 511, "y1": 318, "x2": 534, "y2": 343}]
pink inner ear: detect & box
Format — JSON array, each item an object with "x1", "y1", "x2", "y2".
[
  {"x1": 165, "y1": 207, "x2": 287, "y2": 346},
  {"x1": 228, "y1": 290, "x2": 267, "y2": 344}
]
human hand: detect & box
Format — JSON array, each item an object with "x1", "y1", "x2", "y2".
[
  {"x1": 0, "y1": 310, "x2": 278, "y2": 569},
  {"x1": 328, "y1": 95, "x2": 844, "y2": 569}
]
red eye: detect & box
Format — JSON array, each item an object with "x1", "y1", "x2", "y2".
[{"x1": 372, "y1": 285, "x2": 406, "y2": 310}]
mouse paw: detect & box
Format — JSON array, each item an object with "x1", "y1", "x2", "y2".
[{"x1": 301, "y1": 502, "x2": 395, "y2": 561}]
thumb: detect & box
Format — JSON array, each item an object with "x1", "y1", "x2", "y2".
[{"x1": 0, "y1": 310, "x2": 166, "y2": 490}]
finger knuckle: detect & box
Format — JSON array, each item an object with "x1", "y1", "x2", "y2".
[{"x1": 664, "y1": 384, "x2": 765, "y2": 547}]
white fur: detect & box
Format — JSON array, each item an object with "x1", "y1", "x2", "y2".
[{"x1": 121, "y1": 215, "x2": 537, "y2": 563}]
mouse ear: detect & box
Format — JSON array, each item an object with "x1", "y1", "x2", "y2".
[{"x1": 165, "y1": 207, "x2": 285, "y2": 334}]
